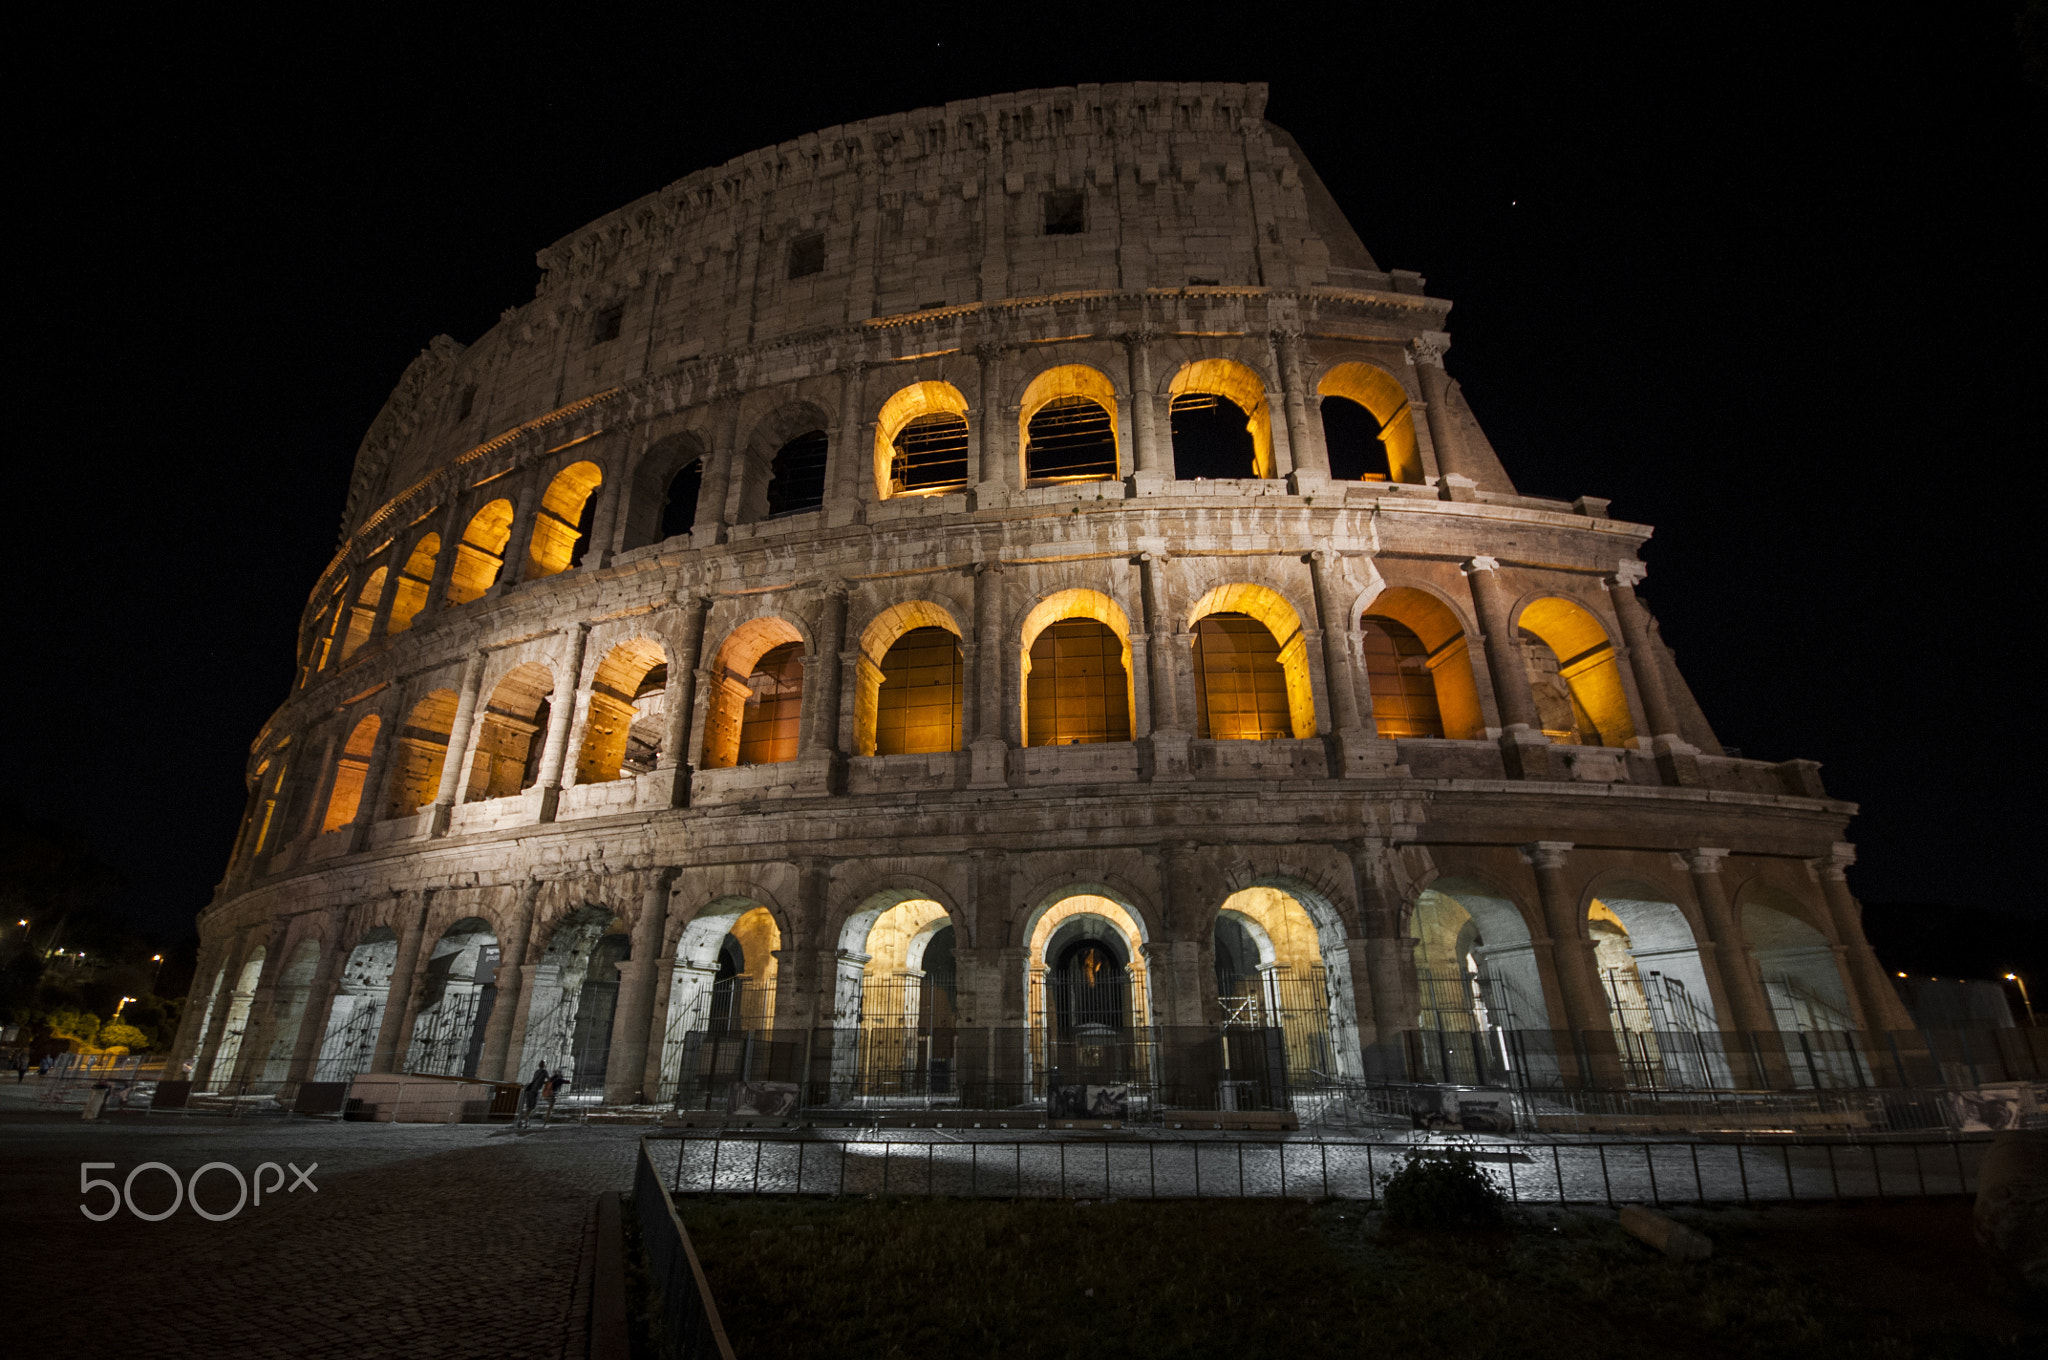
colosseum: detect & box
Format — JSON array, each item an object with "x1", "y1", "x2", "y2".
[{"x1": 169, "y1": 81, "x2": 1916, "y2": 1118}]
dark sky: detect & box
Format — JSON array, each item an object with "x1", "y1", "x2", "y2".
[{"x1": 11, "y1": 9, "x2": 2042, "y2": 950}]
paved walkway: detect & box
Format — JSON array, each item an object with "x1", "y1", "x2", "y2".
[{"x1": 0, "y1": 1095, "x2": 640, "y2": 1360}]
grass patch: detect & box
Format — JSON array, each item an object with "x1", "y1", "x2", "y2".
[{"x1": 675, "y1": 1195, "x2": 2039, "y2": 1359}]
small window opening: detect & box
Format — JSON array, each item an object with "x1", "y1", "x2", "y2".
[
  {"x1": 765, "y1": 430, "x2": 830, "y2": 517},
  {"x1": 1187, "y1": 276, "x2": 1221, "y2": 287},
  {"x1": 1170, "y1": 392, "x2": 1258, "y2": 479},
  {"x1": 592, "y1": 305, "x2": 623, "y2": 345},
  {"x1": 787, "y1": 233, "x2": 825, "y2": 279},
  {"x1": 1025, "y1": 397, "x2": 1118, "y2": 484},
  {"x1": 890, "y1": 413, "x2": 969, "y2": 495},
  {"x1": 455, "y1": 385, "x2": 477, "y2": 421},
  {"x1": 660, "y1": 460, "x2": 702, "y2": 540},
  {"x1": 1043, "y1": 189, "x2": 1086, "y2": 236},
  {"x1": 1322, "y1": 395, "x2": 1391, "y2": 481}
]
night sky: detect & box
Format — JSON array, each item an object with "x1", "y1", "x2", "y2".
[{"x1": 12, "y1": 11, "x2": 2043, "y2": 964}]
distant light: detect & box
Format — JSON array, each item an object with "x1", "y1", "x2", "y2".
[
  {"x1": 1897, "y1": 972, "x2": 1907, "y2": 978},
  {"x1": 2009, "y1": 973, "x2": 2019, "y2": 980}
]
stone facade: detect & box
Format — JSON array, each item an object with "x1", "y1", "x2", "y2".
[{"x1": 174, "y1": 83, "x2": 1913, "y2": 1106}]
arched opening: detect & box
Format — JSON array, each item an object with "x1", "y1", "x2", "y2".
[
  {"x1": 765, "y1": 430, "x2": 830, "y2": 517},
  {"x1": 1019, "y1": 589, "x2": 1134, "y2": 747},
  {"x1": 1024, "y1": 893, "x2": 1151, "y2": 1109},
  {"x1": 1317, "y1": 362, "x2": 1421, "y2": 484},
  {"x1": 525, "y1": 460, "x2": 604, "y2": 579},
  {"x1": 518, "y1": 906, "x2": 629, "y2": 1099},
  {"x1": 1359, "y1": 616, "x2": 1442, "y2": 737},
  {"x1": 575, "y1": 638, "x2": 670, "y2": 784},
  {"x1": 853, "y1": 601, "x2": 962, "y2": 757},
  {"x1": 204, "y1": 949, "x2": 266, "y2": 1088},
  {"x1": 1590, "y1": 891, "x2": 1726, "y2": 1089},
  {"x1": 876, "y1": 628, "x2": 963, "y2": 755},
  {"x1": 660, "y1": 461, "x2": 703, "y2": 540},
  {"x1": 660, "y1": 901, "x2": 783, "y2": 1106},
  {"x1": 463, "y1": 662, "x2": 554, "y2": 802},
  {"x1": 386, "y1": 531, "x2": 440, "y2": 634},
  {"x1": 1018, "y1": 364, "x2": 1120, "y2": 484},
  {"x1": 830, "y1": 896, "x2": 958, "y2": 1103},
  {"x1": 702, "y1": 619, "x2": 804, "y2": 770},
  {"x1": 383, "y1": 689, "x2": 457, "y2": 820},
  {"x1": 1741, "y1": 891, "x2": 1867, "y2": 1088},
  {"x1": 1217, "y1": 884, "x2": 1367, "y2": 1088},
  {"x1": 1360, "y1": 589, "x2": 1486, "y2": 739},
  {"x1": 405, "y1": 918, "x2": 500, "y2": 1078},
  {"x1": 313, "y1": 929, "x2": 398, "y2": 1082},
  {"x1": 447, "y1": 499, "x2": 514, "y2": 605},
  {"x1": 1188, "y1": 584, "x2": 1316, "y2": 741},
  {"x1": 874, "y1": 381, "x2": 970, "y2": 498},
  {"x1": 306, "y1": 584, "x2": 345, "y2": 677},
  {"x1": 338, "y1": 567, "x2": 387, "y2": 663},
  {"x1": 321, "y1": 714, "x2": 381, "y2": 833},
  {"x1": 1410, "y1": 881, "x2": 1554, "y2": 1086},
  {"x1": 256, "y1": 939, "x2": 322, "y2": 1085},
  {"x1": 1517, "y1": 597, "x2": 1636, "y2": 747},
  {"x1": 1168, "y1": 358, "x2": 1273, "y2": 479}
]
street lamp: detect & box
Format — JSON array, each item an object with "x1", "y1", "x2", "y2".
[
  {"x1": 114, "y1": 997, "x2": 136, "y2": 1018},
  {"x1": 2007, "y1": 973, "x2": 2035, "y2": 1027}
]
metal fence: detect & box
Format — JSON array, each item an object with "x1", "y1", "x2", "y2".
[
  {"x1": 648, "y1": 1131, "x2": 1989, "y2": 1208},
  {"x1": 633, "y1": 1138, "x2": 737, "y2": 1360}
]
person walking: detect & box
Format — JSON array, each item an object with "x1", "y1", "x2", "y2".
[
  {"x1": 518, "y1": 1063, "x2": 549, "y2": 1126},
  {"x1": 544, "y1": 1067, "x2": 569, "y2": 1120},
  {"x1": 13, "y1": 1054, "x2": 26, "y2": 1083}
]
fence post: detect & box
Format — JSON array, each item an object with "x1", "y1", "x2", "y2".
[
  {"x1": 1782, "y1": 1144, "x2": 1796, "y2": 1200},
  {"x1": 1825, "y1": 1144, "x2": 1840, "y2": 1200},
  {"x1": 1736, "y1": 1143, "x2": 1750, "y2": 1204},
  {"x1": 1553, "y1": 1144, "x2": 1566, "y2": 1204},
  {"x1": 1690, "y1": 1143, "x2": 1703, "y2": 1204},
  {"x1": 1645, "y1": 1145, "x2": 1659, "y2": 1206}
]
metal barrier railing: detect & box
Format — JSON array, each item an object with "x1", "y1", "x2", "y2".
[
  {"x1": 633, "y1": 1138, "x2": 737, "y2": 1360},
  {"x1": 648, "y1": 1132, "x2": 1987, "y2": 1207}
]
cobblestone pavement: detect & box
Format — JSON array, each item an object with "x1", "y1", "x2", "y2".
[{"x1": 0, "y1": 1098, "x2": 641, "y2": 1360}]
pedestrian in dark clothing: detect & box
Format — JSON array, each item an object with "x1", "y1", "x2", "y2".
[
  {"x1": 13, "y1": 1055, "x2": 26, "y2": 1083},
  {"x1": 545, "y1": 1069, "x2": 569, "y2": 1116},
  {"x1": 519, "y1": 1064, "x2": 549, "y2": 1125}
]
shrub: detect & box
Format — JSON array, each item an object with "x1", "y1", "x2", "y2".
[
  {"x1": 98, "y1": 1022, "x2": 150, "y2": 1053},
  {"x1": 1379, "y1": 1149, "x2": 1508, "y2": 1230}
]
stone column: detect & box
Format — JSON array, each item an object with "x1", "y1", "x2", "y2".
[
  {"x1": 1464, "y1": 557, "x2": 1553, "y2": 779},
  {"x1": 638, "y1": 959, "x2": 682, "y2": 1101},
  {"x1": 1606, "y1": 562, "x2": 1701, "y2": 785},
  {"x1": 283, "y1": 940, "x2": 347, "y2": 1086},
  {"x1": 579, "y1": 467, "x2": 625, "y2": 572},
  {"x1": 968, "y1": 560, "x2": 1009, "y2": 787},
  {"x1": 422, "y1": 499, "x2": 463, "y2": 611},
  {"x1": 1817, "y1": 845, "x2": 1917, "y2": 1033},
  {"x1": 1683, "y1": 849, "x2": 1791, "y2": 1088},
  {"x1": 1274, "y1": 327, "x2": 1326, "y2": 483},
  {"x1": 1123, "y1": 328, "x2": 1166, "y2": 487},
  {"x1": 655, "y1": 593, "x2": 712, "y2": 807},
  {"x1": 488, "y1": 468, "x2": 545, "y2": 596},
  {"x1": 1345, "y1": 839, "x2": 1417, "y2": 1078},
  {"x1": 693, "y1": 399, "x2": 740, "y2": 545},
  {"x1": 971, "y1": 340, "x2": 1003, "y2": 494},
  {"x1": 1137, "y1": 552, "x2": 1191, "y2": 779},
  {"x1": 605, "y1": 869, "x2": 677, "y2": 1105},
  {"x1": 1407, "y1": 331, "x2": 1472, "y2": 500},
  {"x1": 830, "y1": 361, "x2": 867, "y2": 524},
  {"x1": 535, "y1": 622, "x2": 590, "y2": 823},
  {"x1": 229, "y1": 923, "x2": 296, "y2": 1085},
  {"x1": 365, "y1": 559, "x2": 402, "y2": 640},
  {"x1": 476, "y1": 881, "x2": 542, "y2": 1082},
  {"x1": 800, "y1": 584, "x2": 848, "y2": 760},
  {"x1": 427, "y1": 651, "x2": 488, "y2": 836},
  {"x1": 1310, "y1": 550, "x2": 1393, "y2": 775},
  {"x1": 369, "y1": 899, "x2": 430, "y2": 1074},
  {"x1": 1527, "y1": 842, "x2": 1621, "y2": 1086}
]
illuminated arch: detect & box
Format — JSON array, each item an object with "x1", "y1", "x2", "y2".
[
  {"x1": 320, "y1": 714, "x2": 381, "y2": 833},
  {"x1": 1360, "y1": 586, "x2": 1485, "y2": 739},
  {"x1": 1186, "y1": 583, "x2": 1316, "y2": 739},
  {"x1": 873, "y1": 381, "x2": 970, "y2": 499},
  {"x1": 575, "y1": 636, "x2": 670, "y2": 784},
  {"x1": 1214, "y1": 883, "x2": 1364, "y2": 1080},
  {"x1": 659, "y1": 898, "x2": 785, "y2": 1100},
  {"x1": 702, "y1": 617, "x2": 804, "y2": 769},
  {"x1": 383, "y1": 689, "x2": 457, "y2": 819},
  {"x1": 525, "y1": 460, "x2": 604, "y2": 579},
  {"x1": 1017, "y1": 364, "x2": 1120, "y2": 484},
  {"x1": 337, "y1": 567, "x2": 387, "y2": 664},
  {"x1": 1168, "y1": 358, "x2": 1273, "y2": 479},
  {"x1": 447, "y1": 499, "x2": 514, "y2": 604},
  {"x1": 1317, "y1": 362, "x2": 1421, "y2": 484},
  {"x1": 463, "y1": 661, "x2": 555, "y2": 801},
  {"x1": 404, "y1": 917, "x2": 500, "y2": 1078},
  {"x1": 386, "y1": 532, "x2": 440, "y2": 634},
  {"x1": 853, "y1": 600, "x2": 964, "y2": 756},
  {"x1": 1023, "y1": 890, "x2": 1155, "y2": 1037},
  {"x1": 1018, "y1": 588, "x2": 1134, "y2": 746},
  {"x1": 1515, "y1": 596, "x2": 1636, "y2": 747}
]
